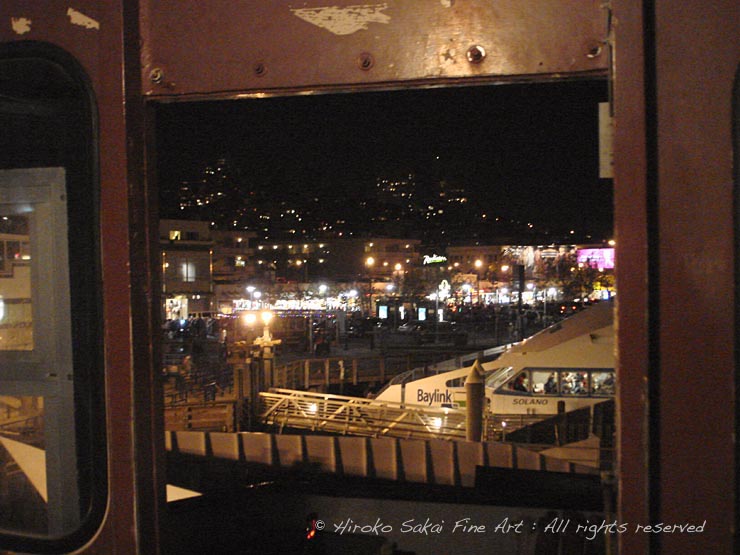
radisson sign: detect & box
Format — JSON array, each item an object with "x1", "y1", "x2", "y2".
[{"x1": 422, "y1": 254, "x2": 447, "y2": 265}]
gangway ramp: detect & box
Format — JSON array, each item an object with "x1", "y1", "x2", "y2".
[{"x1": 258, "y1": 388, "x2": 544, "y2": 441}]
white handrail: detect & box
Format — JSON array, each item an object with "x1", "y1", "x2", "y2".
[{"x1": 258, "y1": 387, "x2": 543, "y2": 441}]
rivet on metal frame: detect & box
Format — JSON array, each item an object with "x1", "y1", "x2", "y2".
[
  {"x1": 253, "y1": 61, "x2": 267, "y2": 77},
  {"x1": 466, "y1": 45, "x2": 486, "y2": 64},
  {"x1": 149, "y1": 67, "x2": 164, "y2": 84},
  {"x1": 358, "y1": 52, "x2": 375, "y2": 71},
  {"x1": 586, "y1": 42, "x2": 603, "y2": 59}
]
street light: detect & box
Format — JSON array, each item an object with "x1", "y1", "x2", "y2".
[
  {"x1": 365, "y1": 256, "x2": 375, "y2": 316},
  {"x1": 545, "y1": 287, "x2": 557, "y2": 322},
  {"x1": 242, "y1": 311, "x2": 257, "y2": 326},
  {"x1": 235, "y1": 310, "x2": 278, "y2": 429},
  {"x1": 498, "y1": 265, "x2": 510, "y2": 305},
  {"x1": 259, "y1": 310, "x2": 273, "y2": 340},
  {"x1": 295, "y1": 258, "x2": 308, "y2": 281},
  {"x1": 434, "y1": 280, "x2": 450, "y2": 341},
  {"x1": 318, "y1": 283, "x2": 328, "y2": 316},
  {"x1": 348, "y1": 289, "x2": 358, "y2": 310},
  {"x1": 240, "y1": 311, "x2": 257, "y2": 341},
  {"x1": 385, "y1": 283, "x2": 397, "y2": 327},
  {"x1": 253, "y1": 310, "x2": 281, "y2": 390},
  {"x1": 474, "y1": 259, "x2": 483, "y2": 304}
]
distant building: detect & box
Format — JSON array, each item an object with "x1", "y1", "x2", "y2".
[
  {"x1": 329, "y1": 238, "x2": 422, "y2": 282},
  {"x1": 253, "y1": 240, "x2": 333, "y2": 282},
  {"x1": 445, "y1": 245, "x2": 503, "y2": 272},
  {"x1": 160, "y1": 219, "x2": 213, "y2": 319},
  {"x1": 210, "y1": 229, "x2": 258, "y2": 283},
  {"x1": 250, "y1": 237, "x2": 422, "y2": 283},
  {"x1": 158, "y1": 218, "x2": 615, "y2": 318}
]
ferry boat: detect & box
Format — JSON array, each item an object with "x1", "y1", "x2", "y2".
[{"x1": 376, "y1": 301, "x2": 614, "y2": 415}]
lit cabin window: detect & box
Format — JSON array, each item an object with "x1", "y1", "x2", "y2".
[
  {"x1": 591, "y1": 371, "x2": 616, "y2": 396},
  {"x1": 531, "y1": 370, "x2": 559, "y2": 394}
]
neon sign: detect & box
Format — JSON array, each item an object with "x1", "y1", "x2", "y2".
[
  {"x1": 423, "y1": 254, "x2": 447, "y2": 265},
  {"x1": 577, "y1": 248, "x2": 615, "y2": 270}
]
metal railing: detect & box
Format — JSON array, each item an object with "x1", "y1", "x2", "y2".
[
  {"x1": 270, "y1": 343, "x2": 513, "y2": 396},
  {"x1": 260, "y1": 388, "x2": 467, "y2": 440},
  {"x1": 165, "y1": 401, "x2": 236, "y2": 432},
  {"x1": 258, "y1": 388, "x2": 545, "y2": 441}
]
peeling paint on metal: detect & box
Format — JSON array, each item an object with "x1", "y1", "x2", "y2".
[
  {"x1": 291, "y1": 3, "x2": 390, "y2": 35},
  {"x1": 441, "y1": 48, "x2": 457, "y2": 64},
  {"x1": 10, "y1": 17, "x2": 32, "y2": 35},
  {"x1": 67, "y1": 7, "x2": 100, "y2": 30}
]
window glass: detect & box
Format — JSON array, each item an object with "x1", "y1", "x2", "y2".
[
  {"x1": 592, "y1": 370, "x2": 616, "y2": 396},
  {"x1": 0, "y1": 168, "x2": 79, "y2": 538},
  {"x1": 561, "y1": 371, "x2": 589, "y2": 395},
  {"x1": 531, "y1": 370, "x2": 559, "y2": 394},
  {"x1": 506, "y1": 371, "x2": 530, "y2": 393},
  {"x1": 0, "y1": 46, "x2": 105, "y2": 552},
  {"x1": 485, "y1": 367, "x2": 515, "y2": 390},
  {"x1": 180, "y1": 259, "x2": 197, "y2": 282},
  {"x1": 0, "y1": 396, "x2": 45, "y2": 533},
  {"x1": 164, "y1": 253, "x2": 210, "y2": 285},
  {"x1": 0, "y1": 215, "x2": 32, "y2": 351}
]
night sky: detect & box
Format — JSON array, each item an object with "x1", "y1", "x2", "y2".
[{"x1": 156, "y1": 79, "x2": 611, "y2": 240}]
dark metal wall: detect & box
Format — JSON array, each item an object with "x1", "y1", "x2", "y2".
[
  {"x1": 0, "y1": 2, "x2": 159, "y2": 553},
  {"x1": 140, "y1": 0, "x2": 608, "y2": 98},
  {"x1": 651, "y1": 2, "x2": 737, "y2": 553},
  {"x1": 613, "y1": 1, "x2": 738, "y2": 553}
]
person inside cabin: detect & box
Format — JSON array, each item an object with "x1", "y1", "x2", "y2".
[
  {"x1": 601, "y1": 372, "x2": 615, "y2": 394},
  {"x1": 544, "y1": 373, "x2": 558, "y2": 394},
  {"x1": 561, "y1": 372, "x2": 574, "y2": 394},
  {"x1": 572, "y1": 373, "x2": 587, "y2": 394},
  {"x1": 512, "y1": 372, "x2": 528, "y2": 392}
]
